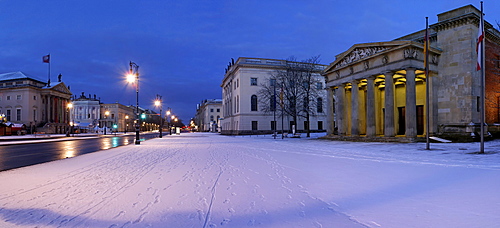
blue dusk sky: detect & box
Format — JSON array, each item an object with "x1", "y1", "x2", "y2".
[{"x1": 0, "y1": 0, "x2": 498, "y2": 122}]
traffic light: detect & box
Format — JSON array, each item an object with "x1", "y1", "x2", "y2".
[
  {"x1": 113, "y1": 124, "x2": 118, "y2": 129},
  {"x1": 141, "y1": 113, "x2": 146, "y2": 119}
]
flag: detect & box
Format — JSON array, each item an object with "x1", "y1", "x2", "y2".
[
  {"x1": 476, "y1": 10, "x2": 484, "y2": 71},
  {"x1": 43, "y1": 54, "x2": 50, "y2": 63}
]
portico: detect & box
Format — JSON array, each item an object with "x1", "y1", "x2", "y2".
[{"x1": 324, "y1": 41, "x2": 441, "y2": 140}]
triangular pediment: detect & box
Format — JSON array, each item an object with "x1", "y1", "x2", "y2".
[
  {"x1": 325, "y1": 41, "x2": 412, "y2": 72},
  {"x1": 46, "y1": 82, "x2": 72, "y2": 95}
]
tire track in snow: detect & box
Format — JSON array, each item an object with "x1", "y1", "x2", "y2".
[{"x1": 202, "y1": 168, "x2": 223, "y2": 228}]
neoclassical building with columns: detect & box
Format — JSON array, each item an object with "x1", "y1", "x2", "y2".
[{"x1": 323, "y1": 5, "x2": 500, "y2": 141}]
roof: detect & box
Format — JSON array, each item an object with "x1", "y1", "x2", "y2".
[{"x1": 0, "y1": 71, "x2": 47, "y2": 84}]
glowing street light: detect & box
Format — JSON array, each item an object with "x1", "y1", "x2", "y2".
[
  {"x1": 165, "y1": 108, "x2": 171, "y2": 135},
  {"x1": 125, "y1": 115, "x2": 129, "y2": 133},
  {"x1": 154, "y1": 94, "x2": 163, "y2": 138},
  {"x1": 104, "y1": 110, "x2": 110, "y2": 135},
  {"x1": 127, "y1": 61, "x2": 140, "y2": 144},
  {"x1": 66, "y1": 103, "x2": 73, "y2": 137}
]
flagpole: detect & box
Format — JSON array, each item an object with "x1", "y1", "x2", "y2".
[
  {"x1": 48, "y1": 59, "x2": 51, "y2": 86},
  {"x1": 425, "y1": 17, "x2": 430, "y2": 150},
  {"x1": 480, "y1": 1, "x2": 485, "y2": 153}
]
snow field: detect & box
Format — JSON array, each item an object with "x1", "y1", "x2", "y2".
[{"x1": 0, "y1": 133, "x2": 499, "y2": 227}]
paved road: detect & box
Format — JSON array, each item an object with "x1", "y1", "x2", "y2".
[{"x1": 0, "y1": 133, "x2": 160, "y2": 171}]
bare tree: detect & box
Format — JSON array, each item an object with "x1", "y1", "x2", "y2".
[{"x1": 258, "y1": 56, "x2": 324, "y2": 137}]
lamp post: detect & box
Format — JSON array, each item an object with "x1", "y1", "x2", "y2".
[
  {"x1": 127, "y1": 61, "x2": 140, "y2": 144},
  {"x1": 166, "y1": 109, "x2": 171, "y2": 135},
  {"x1": 154, "y1": 95, "x2": 163, "y2": 138},
  {"x1": 125, "y1": 115, "x2": 129, "y2": 134},
  {"x1": 67, "y1": 103, "x2": 73, "y2": 137},
  {"x1": 104, "y1": 110, "x2": 110, "y2": 135},
  {"x1": 171, "y1": 115, "x2": 176, "y2": 135}
]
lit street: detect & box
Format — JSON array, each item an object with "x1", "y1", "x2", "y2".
[{"x1": 0, "y1": 133, "x2": 159, "y2": 172}]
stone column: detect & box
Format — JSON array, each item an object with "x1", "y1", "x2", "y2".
[
  {"x1": 326, "y1": 87, "x2": 335, "y2": 135},
  {"x1": 405, "y1": 68, "x2": 417, "y2": 137},
  {"x1": 366, "y1": 76, "x2": 376, "y2": 137},
  {"x1": 351, "y1": 80, "x2": 359, "y2": 136},
  {"x1": 384, "y1": 72, "x2": 395, "y2": 137},
  {"x1": 336, "y1": 84, "x2": 346, "y2": 135},
  {"x1": 49, "y1": 95, "x2": 53, "y2": 122}
]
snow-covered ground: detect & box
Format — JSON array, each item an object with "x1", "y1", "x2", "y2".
[{"x1": 0, "y1": 133, "x2": 499, "y2": 228}]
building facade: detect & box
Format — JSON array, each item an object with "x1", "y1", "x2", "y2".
[
  {"x1": 322, "y1": 5, "x2": 500, "y2": 141},
  {"x1": 70, "y1": 92, "x2": 101, "y2": 131},
  {"x1": 194, "y1": 99, "x2": 222, "y2": 132},
  {"x1": 221, "y1": 57, "x2": 327, "y2": 135},
  {"x1": 0, "y1": 71, "x2": 72, "y2": 133},
  {"x1": 99, "y1": 102, "x2": 136, "y2": 133}
]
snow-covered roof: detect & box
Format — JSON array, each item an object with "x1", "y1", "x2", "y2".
[{"x1": 0, "y1": 71, "x2": 46, "y2": 84}]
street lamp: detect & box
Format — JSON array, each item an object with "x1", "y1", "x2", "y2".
[
  {"x1": 127, "y1": 61, "x2": 140, "y2": 144},
  {"x1": 104, "y1": 110, "x2": 110, "y2": 135},
  {"x1": 67, "y1": 103, "x2": 73, "y2": 137},
  {"x1": 125, "y1": 115, "x2": 129, "y2": 134},
  {"x1": 166, "y1": 109, "x2": 171, "y2": 135},
  {"x1": 154, "y1": 94, "x2": 163, "y2": 138},
  {"x1": 171, "y1": 115, "x2": 176, "y2": 135}
]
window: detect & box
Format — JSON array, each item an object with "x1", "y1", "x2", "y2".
[
  {"x1": 210, "y1": 108, "x2": 214, "y2": 112},
  {"x1": 33, "y1": 109, "x2": 37, "y2": 121},
  {"x1": 289, "y1": 121, "x2": 295, "y2": 132},
  {"x1": 252, "y1": 121, "x2": 258, "y2": 131},
  {"x1": 33, "y1": 96, "x2": 37, "y2": 100},
  {"x1": 16, "y1": 95, "x2": 21, "y2": 100},
  {"x1": 210, "y1": 115, "x2": 214, "y2": 121},
  {"x1": 251, "y1": 95, "x2": 258, "y2": 111},
  {"x1": 6, "y1": 96, "x2": 11, "y2": 100},
  {"x1": 289, "y1": 96, "x2": 296, "y2": 111},
  {"x1": 271, "y1": 121, "x2": 276, "y2": 131},
  {"x1": 6, "y1": 109, "x2": 11, "y2": 121},
  {"x1": 304, "y1": 121, "x2": 309, "y2": 131},
  {"x1": 317, "y1": 98, "x2": 323, "y2": 113},
  {"x1": 318, "y1": 121, "x2": 323, "y2": 130},
  {"x1": 270, "y1": 96, "x2": 276, "y2": 111},
  {"x1": 111, "y1": 114, "x2": 115, "y2": 119},
  {"x1": 250, "y1": 77, "x2": 258, "y2": 86},
  {"x1": 316, "y1": 82, "x2": 323, "y2": 90},
  {"x1": 16, "y1": 109, "x2": 21, "y2": 121},
  {"x1": 270, "y1": 79, "x2": 276, "y2": 87},
  {"x1": 217, "y1": 108, "x2": 220, "y2": 112}
]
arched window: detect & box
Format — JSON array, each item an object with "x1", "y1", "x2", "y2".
[
  {"x1": 317, "y1": 97, "x2": 323, "y2": 113},
  {"x1": 251, "y1": 95, "x2": 258, "y2": 111}
]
